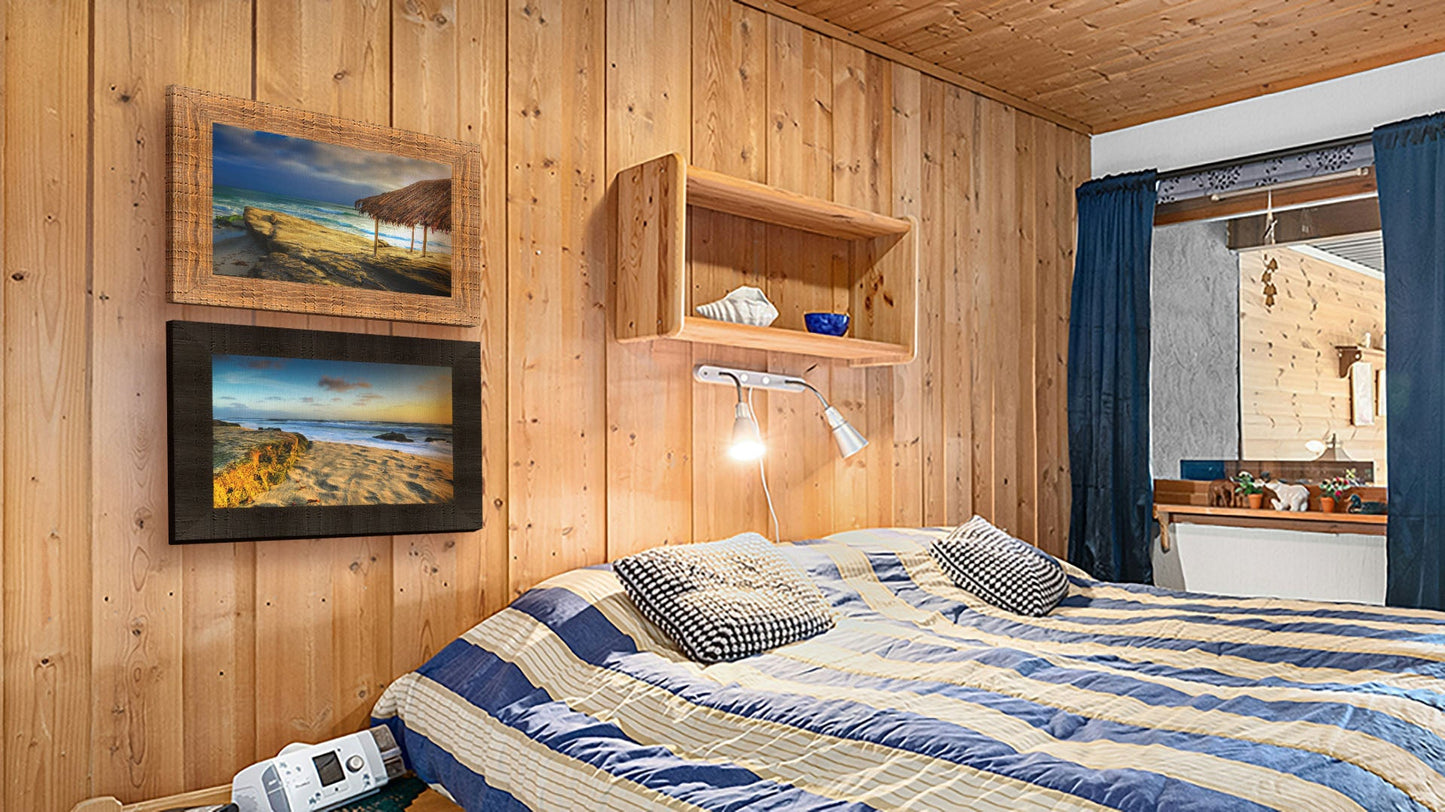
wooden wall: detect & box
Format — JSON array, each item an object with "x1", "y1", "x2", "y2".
[
  {"x1": 1240, "y1": 247, "x2": 1387, "y2": 482},
  {"x1": 0, "y1": 0, "x2": 1086, "y2": 807}
]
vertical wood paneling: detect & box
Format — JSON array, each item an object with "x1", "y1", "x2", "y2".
[
  {"x1": 472, "y1": 0, "x2": 513, "y2": 620},
  {"x1": 3, "y1": 2, "x2": 91, "y2": 810},
  {"x1": 1013, "y1": 110, "x2": 1037, "y2": 542},
  {"x1": 389, "y1": 0, "x2": 505, "y2": 688},
  {"x1": 256, "y1": 0, "x2": 390, "y2": 120},
  {"x1": 181, "y1": 543, "x2": 256, "y2": 789},
  {"x1": 693, "y1": 0, "x2": 768, "y2": 182},
  {"x1": 945, "y1": 85, "x2": 979, "y2": 524},
  {"x1": 507, "y1": 0, "x2": 608, "y2": 595},
  {"x1": 968, "y1": 97, "x2": 998, "y2": 525},
  {"x1": 918, "y1": 76, "x2": 947, "y2": 527},
  {"x1": 989, "y1": 101, "x2": 1020, "y2": 533},
  {"x1": 91, "y1": 0, "x2": 255, "y2": 799},
  {"x1": 251, "y1": 0, "x2": 394, "y2": 761},
  {"x1": 0, "y1": 0, "x2": 7, "y2": 799},
  {"x1": 831, "y1": 45, "x2": 892, "y2": 531},
  {"x1": 2, "y1": 1, "x2": 1087, "y2": 803},
  {"x1": 1034, "y1": 119, "x2": 1066, "y2": 559},
  {"x1": 605, "y1": 0, "x2": 694, "y2": 560},
  {"x1": 691, "y1": 0, "x2": 772, "y2": 542},
  {"x1": 889, "y1": 64, "x2": 923, "y2": 528},
  {"x1": 175, "y1": 8, "x2": 265, "y2": 760},
  {"x1": 763, "y1": 16, "x2": 834, "y2": 542}
]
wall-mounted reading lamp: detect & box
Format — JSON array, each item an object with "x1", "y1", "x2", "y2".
[
  {"x1": 695, "y1": 364, "x2": 867, "y2": 542},
  {"x1": 694, "y1": 364, "x2": 868, "y2": 460}
]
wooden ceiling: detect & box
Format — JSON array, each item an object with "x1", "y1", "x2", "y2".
[{"x1": 769, "y1": 0, "x2": 1445, "y2": 132}]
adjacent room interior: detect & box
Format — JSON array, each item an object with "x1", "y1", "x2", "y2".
[{"x1": 1151, "y1": 180, "x2": 1392, "y2": 601}]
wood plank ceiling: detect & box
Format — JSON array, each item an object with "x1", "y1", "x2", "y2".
[{"x1": 768, "y1": 0, "x2": 1445, "y2": 132}]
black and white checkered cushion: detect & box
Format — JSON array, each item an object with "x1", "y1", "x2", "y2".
[
  {"x1": 613, "y1": 533, "x2": 836, "y2": 663},
  {"x1": 929, "y1": 516, "x2": 1068, "y2": 616}
]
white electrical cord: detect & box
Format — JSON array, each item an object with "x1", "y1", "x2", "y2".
[{"x1": 749, "y1": 386, "x2": 782, "y2": 543}]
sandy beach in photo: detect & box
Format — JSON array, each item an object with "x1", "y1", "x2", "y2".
[
  {"x1": 214, "y1": 206, "x2": 451, "y2": 295},
  {"x1": 253, "y1": 439, "x2": 454, "y2": 506},
  {"x1": 211, "y1": 350, "x2": 455, "y2": 509},
  {"x1": 213, "y1": 423, "x2": 453, "y2": 507}
]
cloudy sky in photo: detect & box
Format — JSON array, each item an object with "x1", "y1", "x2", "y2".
[
  {"x1": 212, "y1": 354, "x2": 452, "y2": 425},
  {"x1": 211, "y1": 123, "x2": 450, "y2": 205}
]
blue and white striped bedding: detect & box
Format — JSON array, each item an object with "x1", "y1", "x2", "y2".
[{"x1": 372, "y1": 527, "x2": 1445, "y2": 810}]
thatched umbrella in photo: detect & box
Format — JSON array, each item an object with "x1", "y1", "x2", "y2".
[{"x1": 354, "y1": 178, "x2": 452, "y2": 257}]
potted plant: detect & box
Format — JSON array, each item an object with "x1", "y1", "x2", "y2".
[
  {"x1": 1233, "y1": 471, "x2": 1266, "y2": 509},
  {"x1": 1319, "y1": 470, "x2": 1360, "y2": 513}
]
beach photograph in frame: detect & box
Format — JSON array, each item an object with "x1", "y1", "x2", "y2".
[
  {"x1": 169, "y1": 320, "x2": 483, "y2": 543},
  {"x1": 168, "y1": 85, "x2": 482, "y2": 326},
  {"x1": 212, "y1": 123, "x2": 454, "y2": 296}
]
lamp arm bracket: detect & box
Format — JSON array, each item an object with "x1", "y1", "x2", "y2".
[{"x1": 693, "y1": 364, "x2": 809, "y2": 395}]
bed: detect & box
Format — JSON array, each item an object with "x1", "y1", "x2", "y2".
[{"x1": 373, "y1": 527, "x2": 1445, "y2": 810}]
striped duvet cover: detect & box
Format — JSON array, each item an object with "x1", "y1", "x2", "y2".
[{"x1": 372, "y1": 527, "x2": 1445, "y2": 811}]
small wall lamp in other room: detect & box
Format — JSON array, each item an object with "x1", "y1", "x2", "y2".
[{"x1": 694, "y1": 364, "x2": 868, "y2": 460}]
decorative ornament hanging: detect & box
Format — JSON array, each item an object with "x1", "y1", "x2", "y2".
[
  {"x1": 1261, "y1": 256, "x2": 1278, "y2": 308},
  {"x1": 1261, "y1": 189, "x2": 1279, "y2": 310}
]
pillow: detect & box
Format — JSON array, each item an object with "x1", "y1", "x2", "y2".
[
  {"x1": 613, "y1": 533, "x2": 836, "y2": 663},
  {"x1": 929, "y1": 516, "x2": 1068, "y2": 616}
]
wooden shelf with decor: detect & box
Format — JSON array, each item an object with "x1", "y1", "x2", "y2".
[
  {"x1": 615, "y1": 152, "x2": 918, "y2": 367},
  {"x1": 1154, "y1": 478, "x2": 1386, "y2": 552}
]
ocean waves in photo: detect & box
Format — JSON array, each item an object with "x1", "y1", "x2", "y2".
[
  {"x1": 213, "y1": 185, "x2": 453, "y2": 254},
  {"x1": 217, "y1": 417, "x2": 454, "y2": 461}
]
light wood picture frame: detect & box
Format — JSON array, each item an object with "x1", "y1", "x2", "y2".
[{"x1": 167, "y1": 86, "x2": 482, "y2": 325}]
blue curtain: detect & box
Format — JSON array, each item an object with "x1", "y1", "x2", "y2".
[
  {"x1": 1375, "y1": 112, "x2": 1445, "y2": 610},
  {"x1": 1067, "y1": 170, "x2": 1158, "y2": 584}
]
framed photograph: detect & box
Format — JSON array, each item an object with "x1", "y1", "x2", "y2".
[
  {"x1": 167, "y1": 86, "x2": 481, "y2": 326},
  {"x1": 168, "y1": 320, "x2": 482, "y2": 543}
]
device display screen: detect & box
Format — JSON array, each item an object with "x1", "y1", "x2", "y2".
[{"x1": 312, "y1": 751, "x2": 345, "y2": 787}]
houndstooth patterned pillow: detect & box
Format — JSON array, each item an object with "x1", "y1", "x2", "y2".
[
  {"x1": 929, "y1": 516, "x2": 1068, "y2": 616},
  {"x1": 613, "y1": 533, "x2": 836, "y2": 663}
]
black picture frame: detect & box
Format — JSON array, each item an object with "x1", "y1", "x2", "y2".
[{"x1": 167, "y1": 320, "x2": 482, "y2": 543}]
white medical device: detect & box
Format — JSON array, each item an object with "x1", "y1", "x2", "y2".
[{"x1": 231, "y1": 725, "x2": 406, "y2": 812}]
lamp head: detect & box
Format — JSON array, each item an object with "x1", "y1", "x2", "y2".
[
  {"x1": 728, "y1": 402, "x2": 766, "y2": 461},
  {"x1": 822, "y1": 405, "x2": 868, "y2": 459}
]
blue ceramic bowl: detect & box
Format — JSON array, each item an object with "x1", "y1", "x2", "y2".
[{"x1": 804, "y1": 312, "x2": 850, "y2": 336}]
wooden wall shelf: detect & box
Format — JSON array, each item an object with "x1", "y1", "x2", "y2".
[
  {"x1": 616, "y1": 153, "x2": 918, "y2": 367},
  {"x1": 1154, "y1": 503, "x2": 1386, "y2": 552}
]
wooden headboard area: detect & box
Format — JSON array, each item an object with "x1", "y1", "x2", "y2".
[{"x1": 1, "y1": 1, "x2": 1085, "y2": 807}]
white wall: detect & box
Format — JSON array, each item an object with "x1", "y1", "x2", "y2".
[
  {"x1": 1093, "y1": 52, "x2": 1445, "y2": 177},
  {"x1": 1156, "y1": 523, "x2": 1386, "y2": 604}
]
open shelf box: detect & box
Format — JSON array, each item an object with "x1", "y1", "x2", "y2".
[{"x1": 616, "y1": 153, "x2": 918, "y2": 366}]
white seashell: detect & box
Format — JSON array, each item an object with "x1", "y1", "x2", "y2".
[{"x1": 695, "y1": 285, "x2": 779, "y2": 327}]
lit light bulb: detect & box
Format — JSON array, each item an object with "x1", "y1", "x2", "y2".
[{"x1": 728, "y1": 403, "x2": 765, "y2": 461}]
